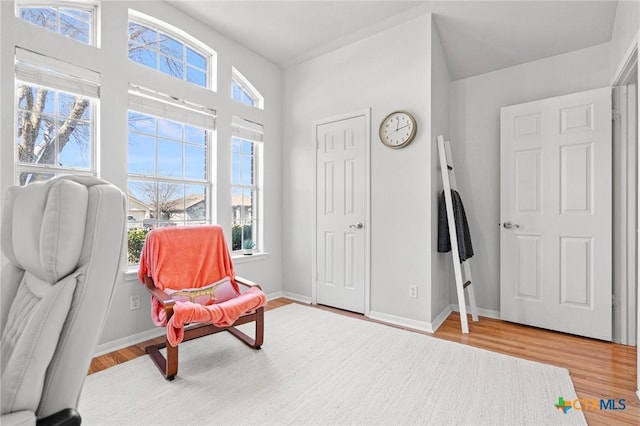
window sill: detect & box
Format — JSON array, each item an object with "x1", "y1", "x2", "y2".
[
  {"x1": 124, "y1": 251, "x2": 270, "y2": 281},
  {"x1": 231, "y1": 251, "x2": 270, "y2": 264}
]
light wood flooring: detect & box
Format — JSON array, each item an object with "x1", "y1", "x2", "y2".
[{"x1": 89, "y1": 298, "x2": 638, "y2": 425}]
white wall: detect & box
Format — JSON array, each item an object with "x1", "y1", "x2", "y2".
[
  {"x1": 430, "y1": 19, "x2": 453, "y2": 323},
  {"x1": 0, "y1": 1, "x2": 283, "y2": 347},
  {"x1": 283, "y1": 14, "x2": 436, "y2": 325},
  {"x1": 610, "y1": 0, "x2": 639, "y2": 82},
  {"x1": 449, "y1": 43, "x2": 611, "y2": 314}
]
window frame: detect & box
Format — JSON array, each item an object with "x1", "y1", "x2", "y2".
[
  {"x1": 14, "y1": 50, "x2": 99, "y2": 185},
  {"x1": 128, "y1": 10, "x2": 216, "y2": 91},
  {"x1": 231, "y1": 67, "x2": 264, "y2": 109},
  {"x1": 15, "y1": 1, "x2": 98, "y2": 46},
  {"x1": 126, "y1": 92, "x2": 216, "y2": 264},
  {"x1": 231, "y1": 117, "x2": 263, "y2": 253}
]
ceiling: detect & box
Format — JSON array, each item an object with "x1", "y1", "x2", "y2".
[{"x1": 167, "y1": 1, "x2": 619, "y2": 80}]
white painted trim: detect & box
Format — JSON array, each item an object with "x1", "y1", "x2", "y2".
[
  {"x1": 94, "y1": 328, "x2": 165, "y2": 357},
  {"x1": 450, "y1": 304, "x2": 501, "y2": 320},
  {"x1": 267, "y1": 291, "x2": 313, "y2": 305},
  {"x1": 636, "y1": 389, "x2": 640, "y2": 401},
  {"x1": 431, "y1": 304, "x2": 453, "y2": 332},
  {"x1": 312, "y1": 108, "x2": 371, "y2": 316},
  {"x1": 368, "y1": 310, "x2": 434, "y2": 334},
  {"x1": 612, "y1": 31, "x2": 639, "y2": 86}
]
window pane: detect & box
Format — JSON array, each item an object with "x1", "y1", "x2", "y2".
[
  {"x1": 127, "y1": 19, "x2": 211, "y2": 89},
  {"x1": 128, "y1": 111, "x2": 156, "y2": 135},
  {"x1": 61, "y1": 8, "x2": 90, "y2": 22},
  {"x1": 157, "y1": 139, "x2": 182, "y2": 177},
  {"x1": 18, "y1": 6, "x2": 93, "y2": 45},
  {"x1": 159, "y1": 35, "x2": 183, "y2": 59},
  {"x1": 240, "y1": 154, "x2": 253, "y2": 186},
  {"x1": 184, "y1": 185, "x2": 207, "y2": 221},
  {"x1": 187, "y1": 48, "x2": 206, "y2": 69},
  {"x1": 185, "y1": 145, "x2": 206, "y2": 180},
  {"x1": 159, "y1": 55, "x2": 183, "y2": 78},
  {"x1": 157, "y1": 118, "x2": 182, "y2": 141},
  {"x1": 17, "y1": 84, "x2": 92, "y2": 171},
  {"x1": 59, "y1": 13, "x2": 90, "y2": 44},
  {"x1": 19, "y1": 7, "x2": 57, "y2": 32},
  {"x1": 59, "y1": 120, "x2": 90, "y2": 168},
  {"x1": 184, "y1": 125, "x2": 206, "y2": 145},
  {"x1": 187, "y1": 67, "x2": 206, "y2": 87},
  {"x1": 128, "y1": 46, "x2": 157, "y2": 69},
  {"x1": 128, "y1": 133, "x2": 156, "y2": 175},
  {"x1": 128, "y1": 22, "x2": 157, "y2": 46}
]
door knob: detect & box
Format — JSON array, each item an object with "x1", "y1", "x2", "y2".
[
  {"x1": 503, "y1": 221, "x2": 520, "y2": 229},
  {"x1": 349, "y1": 222, "x2": 364, "y2": 229}
]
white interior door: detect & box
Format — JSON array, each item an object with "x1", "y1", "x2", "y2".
[
  {"x1": 500, "y1": 87, "x2": 612, "y2": 341},
  {"x1": 315, "y1": 112, "x2": 368, "y2": 314}
]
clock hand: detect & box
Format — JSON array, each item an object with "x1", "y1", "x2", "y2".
[
  {"x1": 397, "y1": 124, "x2": 411, "y2": 131},
  {"x1": 396, "y1": 117, "x2": 399, "y2": 131}
]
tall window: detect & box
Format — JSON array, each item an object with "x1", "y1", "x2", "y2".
[
  {"x1": 16, "y1": 3, "x2": 95, "y2": 45},
  {"x1": 231, "y1": 117, "x2": 263, "y2": 252},
  {"x1": 231, "y1": 67, "x2": 263, "y2": 109},
  {"x1": 128, "y1": 13, "x2": 213, "y2": 89},
  {"x1": 127, "y1": 88, "x2": 215, "y2": 263},
  {"x1": 15, "y1": 49, "x2": 98, "y2": 185}
]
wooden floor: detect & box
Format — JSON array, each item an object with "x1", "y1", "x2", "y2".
[{"x1": 89, "y1": 298, "x2": 638, "y2": 425}]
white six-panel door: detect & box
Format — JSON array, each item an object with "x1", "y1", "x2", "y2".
[
  {"x1": 500, "y1": 87, "x2": 612, "y2": 340},
  {"x1": 315, "y1": 113, "x2": 368, "y2": 313}
]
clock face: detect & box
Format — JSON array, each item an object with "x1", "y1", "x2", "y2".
[{"x1": 379, "y1": 111, "x2": 417, "y2": 148}]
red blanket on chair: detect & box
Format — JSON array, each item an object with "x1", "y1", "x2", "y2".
[
  {"x1": 138, "y1": 225, "x2": 236, "y2": 292},
  {"x1": 167, "y1": 289, "x2": 266, "y2": 346},
  {"x1": 138, "y1": 225, "x2": 266, "y2": 346}
]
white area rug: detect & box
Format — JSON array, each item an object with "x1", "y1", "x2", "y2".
[{"x1": 79, "y1": 304, "x2": 586, "y2": 425}]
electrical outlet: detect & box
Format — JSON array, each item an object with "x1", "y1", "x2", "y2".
[
  {"x1": 129, "y1": 295, "x2": 141, "y2": 310},
  {"x1": 409, "y1": 285, "x2": 418, "y2": 299}
]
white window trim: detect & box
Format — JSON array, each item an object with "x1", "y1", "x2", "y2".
[
  {"x1": 15, "y1": 1, "x2": 99, "y2": 47},
  {"x1": 231, "y1": 117, "x2": 263, "y2": 253},
  {"x1": 128, "y1": 9, "x2": 217, "y2": 92},
  {"x1": 14, "y1": 48, "x2": 99, "y2": 183},
  {"x1": 232, "y1": 67, "x2": 264, "y2": 109}
]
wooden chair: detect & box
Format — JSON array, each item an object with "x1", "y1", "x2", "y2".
[{"x1": 138, "y1": 225, "x2": 266, "y2": 381}]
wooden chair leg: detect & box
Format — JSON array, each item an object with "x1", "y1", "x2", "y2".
[
  {"x1": 226, "y1": 307, "x2": 264, "y2": 349},
  {"x1": 145, "y1": 338, "x2": 178, "y2": 381}
]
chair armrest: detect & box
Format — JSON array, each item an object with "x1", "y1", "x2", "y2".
[
  {"x1": 144, "y1": 276, "x2": 175, "y2": 309},
  {"x1": 235, "y1": 276, "x2": 262, "y2": 290}
]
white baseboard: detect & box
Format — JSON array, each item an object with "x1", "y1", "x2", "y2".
[
  {"x1": 268, "y1": 291, "x2": 313, "y2": 304},
  {"x1": 450, "y1": 303, "x2": 500, "y2": 320},
  {"x1": 431, "y1": 305, "x2": 454, "y2": 332},
  {"x1": 368, "y1": 310, "x2": 434, "y2": 333},
  {"x1": 94, "y1": 327, "x2": 165, "y2": 357},
  {"x1": 637, "y1": 389, "x2": 640, "y2": 401}
]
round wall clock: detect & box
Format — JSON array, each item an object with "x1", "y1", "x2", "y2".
[{"x1": 379, "y1": 110, "x2": 417, "y2": 149}]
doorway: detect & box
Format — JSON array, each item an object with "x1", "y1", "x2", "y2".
[{"x1": 313, "y1": 109, "x2": 370, "y2": 314}]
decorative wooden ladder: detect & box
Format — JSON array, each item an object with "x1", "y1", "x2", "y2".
[{"x1": 437, "y1": 135, "x2": 479, "y2": 333}]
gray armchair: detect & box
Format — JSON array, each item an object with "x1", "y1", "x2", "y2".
[{"x1": 1, "y1": 176, "x2": 126, "y2": 425}]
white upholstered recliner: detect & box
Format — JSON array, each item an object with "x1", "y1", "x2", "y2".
[{"x1": 1, "y1": 176, "x2": 126, "y2": 426}]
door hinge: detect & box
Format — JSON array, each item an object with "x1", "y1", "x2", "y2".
[{"x1": 612, "y1": 109, "x2": 621, "y2": 121}]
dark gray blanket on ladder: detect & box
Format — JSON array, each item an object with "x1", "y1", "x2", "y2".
[{"x1": 438, "y1": 189, "x2": 474, "y2": 262}]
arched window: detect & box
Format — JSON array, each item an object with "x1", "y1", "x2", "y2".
[
  {"x1": 128, "y1": 11, "x2": 215, "y2": 90},
  {"x1": 232, "y1": 67, "x2": 264, "y2": 109},
  {"x1": 16, "y1": 2, "x2": 96, "y2": 45}
]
